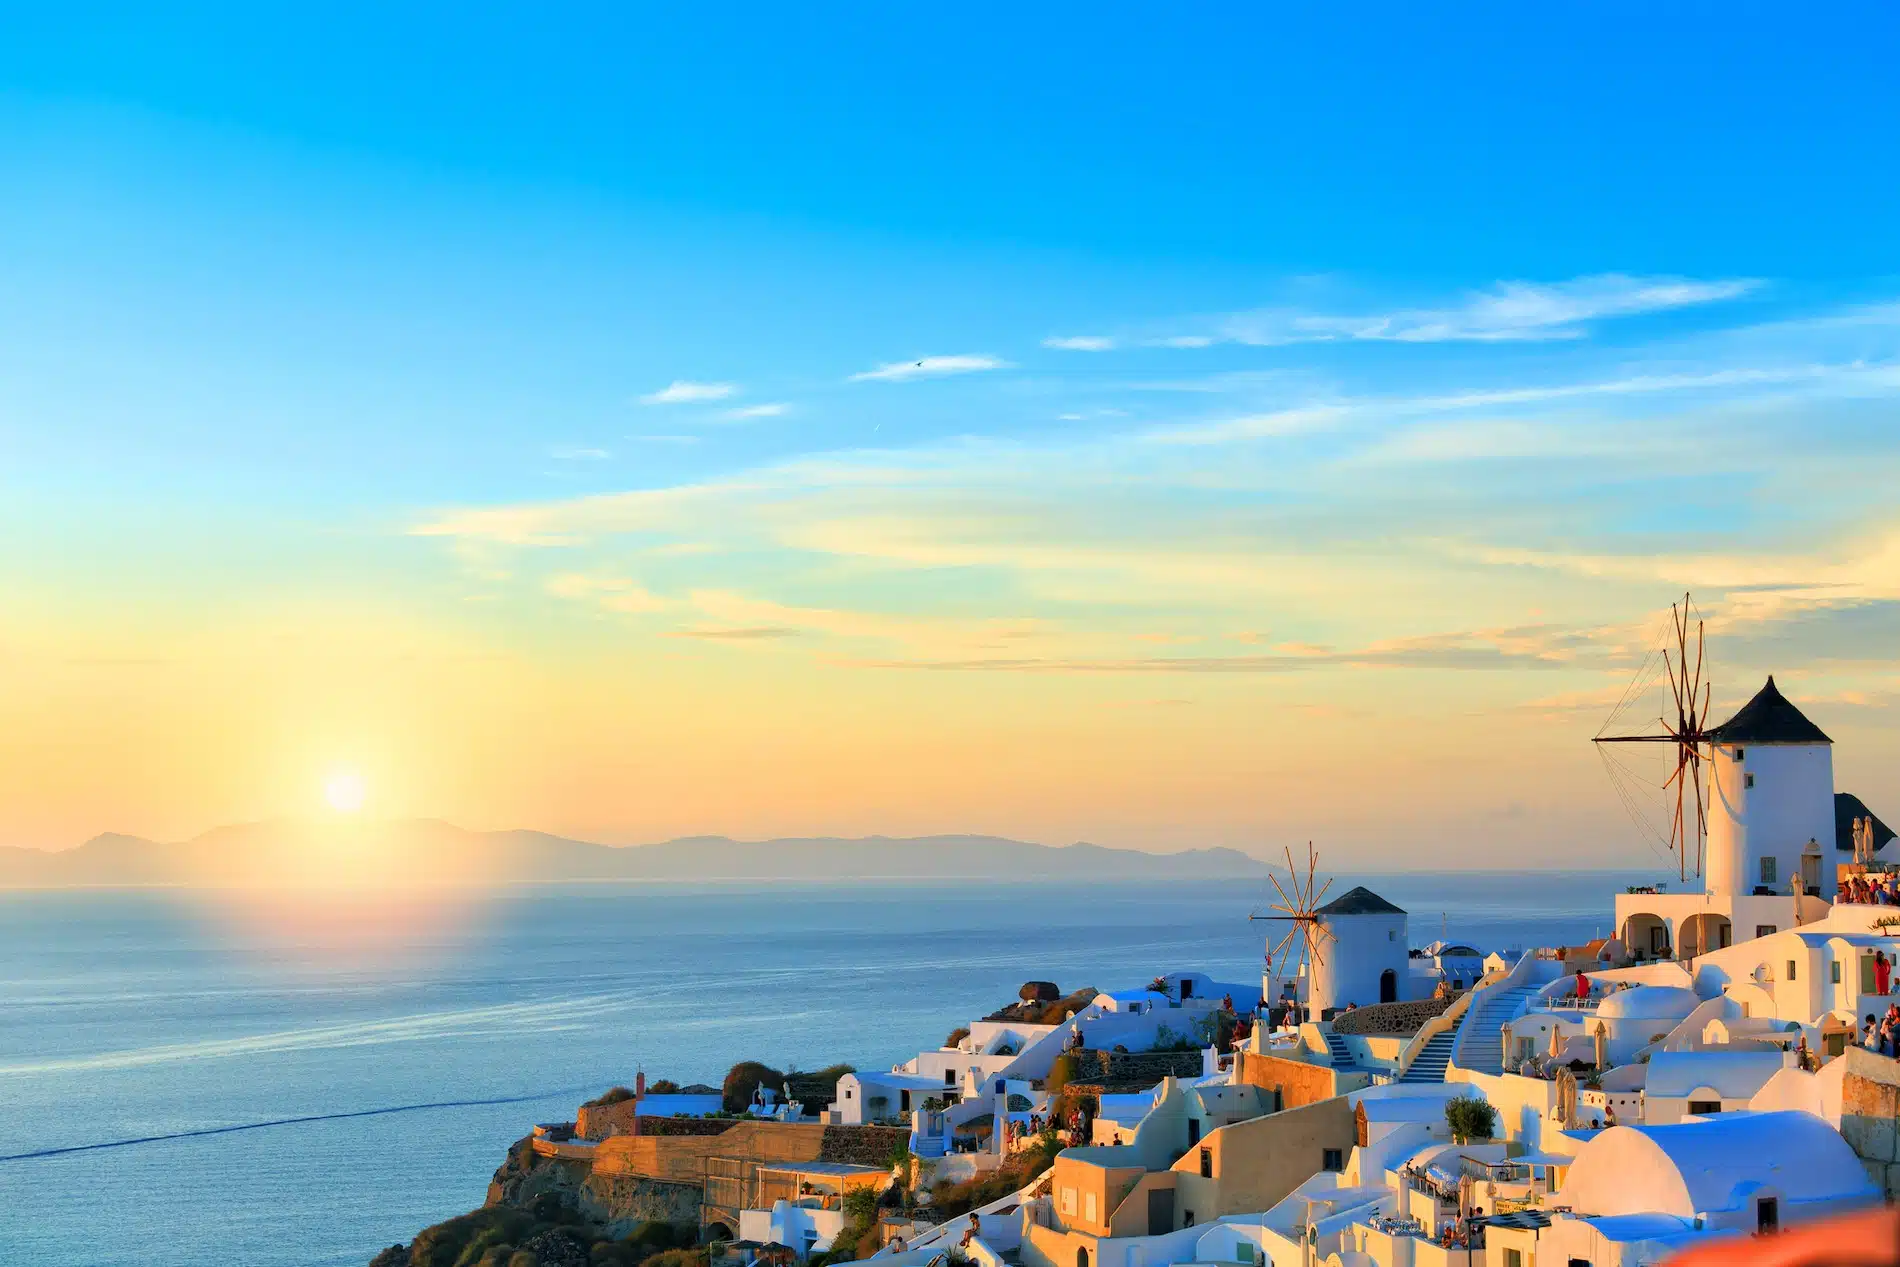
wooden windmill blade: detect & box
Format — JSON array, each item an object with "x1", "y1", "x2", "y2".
[{"x1": 1592, "y1": 592, "x2": 1714, "y2": 881}]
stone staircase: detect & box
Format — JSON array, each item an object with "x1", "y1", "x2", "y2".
[
  {"x1": 1322, "y1": 1031, "x2": 1356, "y2": 1069},
  {"x1": 1454, "y1": 985, "x2": 1542, "y2": 1076},
  {"x1": 1399, "y1": 1030, "x2": 1456, "y2": 1083}
]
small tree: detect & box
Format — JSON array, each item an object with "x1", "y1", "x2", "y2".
[
  {"x1": 722, "y1": 1060, "x2": 786, "y2": 1113},
  {"x1": 1045, "y1": 1054, "x2": 1075, "y2": 1096},
  {"x1": 843, "y1": 1186, "x2": 880, "y2": 1224},
  {"x1": 1444, "y1": 1094, "x2": 1498, "y2": 1144},
  {"x1": 945, "y1": 1026, "x2": 971, "y2": 1048}
]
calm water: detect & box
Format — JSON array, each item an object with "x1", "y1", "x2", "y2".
[{"x1": 0, "y1": 874, "x2": 1653, "y2": 1266}]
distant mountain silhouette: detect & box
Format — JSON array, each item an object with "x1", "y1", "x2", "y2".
[{"x1": 0, "y1": 819, "x2": 1266, "y2": 888}]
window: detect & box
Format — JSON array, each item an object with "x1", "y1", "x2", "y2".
[
  {"x1": 1322, "y1": 1148, "x2": 1344, "y2": 1172},
  {"x1": 1688, "y1": 1099, "x2": 1722, "y2": 1116},
  {"x1": 1834, "y1": 961, "x2": 1843, "y2": 985},
  {"x1": 1504, "y1": 1252, "x2": 1523, "y2": 1267},
  {"x1": 1182, "y1": 1211, "x2": 1195, "y2": 1228},
  {"x1": 901, "y1": 1091, "x2": 911, "y2": 1112},
  {"x1": 1199, "y1": 1147, "x2": 1213, "y2": 1178},
  {"x1": 1757, "y1": 1196, "x2": 1779, "y2": 1233},
  {"x1": 944, "y1": 1070, "x2": 956, "y2": 1085},
  {"x1": 1761, "y1": 857, "x2": 1776, "y2": 884},
  {"x1": 1736, "y1": 747, "x2": 1745, "y2": 762},
  {"x1": 845, "y1": 1088, "x2": 853, "y2": 1099},
  {"x1": 1787, "y1": 959, "x2": 1798, "y2": 982},
  {"x1": 1651, "y1": 925, "x2": 1668, "y2": 954},
  {"x1": 1756, "y1": 925, "x2": 1777, "y2": 938},
  {"x1": 1061, "y1": 1188, "x2": 1075, "y2": 1216},
  {"x1": 1388, "y1": 930, "x2": 1398, "y2": 941},
  {"x1": 1187, "y1": 1117, "x2": 1200, "y2": 1144},
  {"x1": 1745, "y1": 772, "x2": 1756, "y2": 789},
  {"x1": 1084, "y1": 1192, "x2": 1097, "y2": 1224}
]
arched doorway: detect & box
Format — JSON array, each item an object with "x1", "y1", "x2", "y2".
[
  {"x1": 1077, "y1": 1249, "x2": 1091, "y2": 1267},
  {"x1": 1680, "y1": 913, "x2": 1732, "y2": 960},
  {"x1": 1622, "y1": 912, "x2": 1671, "y2": 960},
  {"x1": 1379, "y1": 969, "x2": 1398, "y2": 1003},
  {"x1": 701, "y1": 1223, "x2": 734, "y2": 1245}
]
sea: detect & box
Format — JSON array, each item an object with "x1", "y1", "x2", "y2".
[{"x1": 0, "y1": 873, "x2": 1662, "y2": 1267}]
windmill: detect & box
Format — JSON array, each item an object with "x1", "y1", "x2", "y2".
[
  {"x1": 1593, "y1": 593, "x2": 1715, "y2": 881},
  {"x1": 1250, "y1": 842, "x2": 1334, "y2": 1017}
]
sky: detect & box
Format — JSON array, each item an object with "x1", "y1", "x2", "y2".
[{"x1": 3, "y1": 7, "x2": 1899, "y2": 867}]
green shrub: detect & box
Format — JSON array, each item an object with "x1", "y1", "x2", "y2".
[
  {"x1": 582, "y1": 1086, "x2": 636, "y2": 1108},
  {"x1": 648, "y1": 1079, "x2": 681, "y2": 1095},
  {"x1": 1444, "y1": 1095, "x2": 1498, "y2": 1143},
  {"x1": 843, "y1": 1187, "x2": 880, "y2": 1223},
  {"x1": 1044, "y1": 1054, "x2": 1074, "y2": 1095}
]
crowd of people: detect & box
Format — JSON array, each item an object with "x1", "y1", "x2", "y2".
[
  {"x1": 1840, "y1": 871, "x2": 1900, "y2": 905},
  {"x1": 1864, "y1": 1002, "x2": 1900, "y2": 1057}
]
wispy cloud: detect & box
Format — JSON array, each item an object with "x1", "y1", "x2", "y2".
[
  {"x1": 850, "y1": 622, "x2": 1605, "y2": 674},
  {"x1": 546, "y1": 573, "x2": 671, "y2": 613},
  {"x1": 666, "y1": 626, "x2": 800, "y2": 640},
  {"x1": 1143, "y1": 274, "x2": 1760, "y2": 349},
  {"x1": 850, "y1": 354, "x2": 1012, "y2": 382},
  {"x1": 1044, "y1": 335, "x2": 1117, "y2": 352},
  {"x1": 641, "y1": 380, "x2": 738, "y2": 405},
  {"x1": 551, "y1": 447, "x2": 610, "y2": 461},
  {"x1": 722, "y1": 403, "x2": 788, "y2": 420}
]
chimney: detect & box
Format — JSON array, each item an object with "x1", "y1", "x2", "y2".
[{"x1": 636, "y1": 1070, "x2": 646, "y2": 1099}]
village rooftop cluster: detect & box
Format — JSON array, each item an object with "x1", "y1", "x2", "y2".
[{"x1": 508, "y1": 677, "x2": 1900, "y2": 1267}]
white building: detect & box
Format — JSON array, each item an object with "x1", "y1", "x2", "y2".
[
  {"x1": 1642, "y1": 1050, "x2": 1790, "y2": 1124},
  {"x1": 1615, "y1": 677, "x2": 1837, "y2": 964},
  {"x1": 1304, "y1": 887, "x2": 1410, "y2": 1015},
  {"x1": 835, "y1": 1071, "x2": 949, "y2": 1125},
  {"x1": 1544, "y1": 1110, "x2": 1878, "y2": 1261}
]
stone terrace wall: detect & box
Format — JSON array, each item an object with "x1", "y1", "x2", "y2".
[
  {"x1": 1069, "y1": 1049, "x2": 1203, "y2": 1084},
  {"x1": 819, "y1": 1124, "x2": 911, "y2": 1166},
  {"x1": 1841, "y1": 1046, "x2": 1900, "y2": 1201},
  {"x1": 1332, "y1": 995, "x2": 1459, "y2": 1037},
  {"x1": 639, "y1": 1117, "x2": 740, "y2": 1138}
]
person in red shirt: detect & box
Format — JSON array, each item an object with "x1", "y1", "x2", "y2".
[
  {"x1": 1576, "y1": 970, "x2": 1591, "y2": 1002},
  {"x1": 1876, "y1": 950, "x2": 1892, "y2": 998}
]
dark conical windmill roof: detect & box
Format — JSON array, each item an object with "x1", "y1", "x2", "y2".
[
  {"x1": 1316, "y1": 886, "x2": 1405, "y2": 916},
  {"x1": 1705, "y1": 675, "x2": 1831, "y2": 745}
]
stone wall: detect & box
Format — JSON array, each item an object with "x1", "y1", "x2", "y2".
[
  {"x1": 579, "y1": 1175, "x2": 703, "y2": 1238},
  {"x1": 640, "y1": 1117, "x2": 740, "y2": 1138},
  {"x1": 577, "y1": 1098, "x2": 642, "y2": 1141},
  {"x1": 1331, "y1": 996, "x2": 1458, "y2": 1037},
  {"x1": 1069, "y1": 1049, "x2": 1204, "y2": 1084},
  {"x1": 1841, "y1": 1046, "x2": 1900, "y2": 1201},
  {"x1": 818, "y1": 1124, "x2": 911, "y2": 1166}
]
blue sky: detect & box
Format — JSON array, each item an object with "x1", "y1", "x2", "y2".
[{"x1": 4, "y1": 7, "x2": 1900, "y2": 862}]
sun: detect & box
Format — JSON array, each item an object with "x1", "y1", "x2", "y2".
[{"x1": 324, "y1": 770, "x2": 367, "y2": 814}]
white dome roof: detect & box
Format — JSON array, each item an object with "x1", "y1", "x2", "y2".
[{"x1": 1596, "y1": 985, "x2": 1701, "y2": 1021}]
